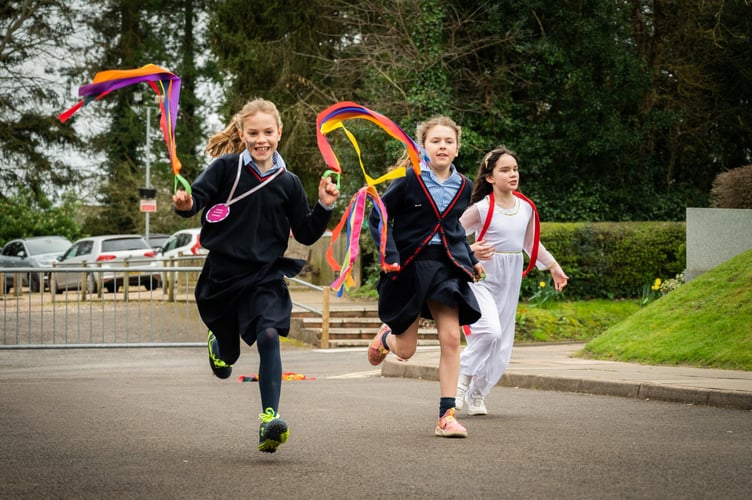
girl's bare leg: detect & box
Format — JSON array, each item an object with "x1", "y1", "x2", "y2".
[
  {"x1": 385, "y1": 317, "x2": 420, "y2": 360},
  {"x1": 427, "y1": 300, "x2": 461, "y2": 398}
]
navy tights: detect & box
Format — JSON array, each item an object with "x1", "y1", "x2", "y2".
[{"x1": 256, "y1": 328, "x2": 282, "y2": 413}]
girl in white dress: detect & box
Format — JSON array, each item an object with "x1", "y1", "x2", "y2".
[{"x1": 457, "y1": 146, "x2": 568, "y2": 415}]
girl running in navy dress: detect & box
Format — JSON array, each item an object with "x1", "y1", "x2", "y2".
[
  {"x1": 367, "y1": 116, "x2": 484, "y2": 438},
  {"x1": 173, "y1": 98, "x2": 339, "y2": 452}
]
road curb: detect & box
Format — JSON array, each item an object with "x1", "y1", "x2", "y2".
[{"x1": 382, "y1": 359, "x2": 752, "y2": 411}]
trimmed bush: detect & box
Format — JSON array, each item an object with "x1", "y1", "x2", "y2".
[
  {"x1": 355, "y1": 221, "x2": 686, "y2": 301},
  {"x1": 519, "y1": 221, "x2": 686, "y2": 300},
  {"x1": 710, "y1": 164, "x2": 752, "y2": 209}
]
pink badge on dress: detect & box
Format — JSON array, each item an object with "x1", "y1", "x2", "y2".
[{"x1": 206, "y1": 203, "x2": 230, "y2": 223}]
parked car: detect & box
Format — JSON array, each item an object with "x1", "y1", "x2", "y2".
[
  {"x1": 53, "y1": 235, "x2": 161, "y2": 293},
  {"x1": 158, "y1": 228, "x2": 206, "y2": 260},
  {"x1": 1, "y1": 236, "x2": 72, "y2": 293},
  {"x1": 146, "y1": 233, "x2": 171, "y2": 250}
]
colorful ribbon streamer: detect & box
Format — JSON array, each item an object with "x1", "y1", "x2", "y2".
[
  {"x1": 317, "y1": 101, "x2": 425, "y2": 184},
  {"x1": 58, "y1": 63, "x2": 191, "y2": 194},
  {"x1": 237, "y1": 372, "x2": 316, "y2": 382},
  {"x1": 316, "y1": 102, "x2": 423, "y2": 296}
]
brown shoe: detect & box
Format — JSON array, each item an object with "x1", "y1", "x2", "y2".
[{"x1": 367, "y1": 324, "x2": 391, "y2": 366}]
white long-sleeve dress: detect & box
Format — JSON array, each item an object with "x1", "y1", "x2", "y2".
[{"x1": 459, "y1": 194, "x2": 557, "y2": 397}]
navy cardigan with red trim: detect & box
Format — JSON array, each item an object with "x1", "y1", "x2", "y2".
[{"x1": 368, "y1": 167, "x2": 477, "y2": 280}]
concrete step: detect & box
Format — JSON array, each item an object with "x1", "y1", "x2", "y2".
[
  {"x1": 288, "y1": 290, "x2": 444, "y2": 348},
  {"x1": 290, "y1": 306, "x2": 440, "y2": 347},
  {"x1": 325, "y1": 338, "x2": 440, "y2": 349},
  {"x1": 292, "y1": 307, "x2": 380, "y2": 319},
  {"x1": 300, "y1": 317, "x2": 382, "y2": 329},
  {"x1": 321, "y1": 327, "x2": 439, "y2": 340}
]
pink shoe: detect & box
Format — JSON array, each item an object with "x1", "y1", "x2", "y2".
[
  {"x1": 435, "y1": 408, "x2": 467, "y2": 438},
  {"x1": 367, "y1": 324, "x2": 391, "y2": 366}
]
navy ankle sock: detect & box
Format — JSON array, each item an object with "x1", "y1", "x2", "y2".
[{"x1": 440, "y1": 397, "x2": 456, "y2": 417}]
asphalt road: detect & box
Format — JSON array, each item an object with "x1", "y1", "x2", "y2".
[{"x1": 1, "y1": 346, "x2": 750, "y2": 499}]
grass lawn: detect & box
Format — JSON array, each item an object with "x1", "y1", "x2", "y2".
[
  {"x1": 515, "y1": 299, "x2": 640, "y2": 343},
  {"x1": 581, "y1": 248, "x2": 752, "y2": 371},
  {"x1": 351, "y1": 249, "x2": 752, "y2": 371}
]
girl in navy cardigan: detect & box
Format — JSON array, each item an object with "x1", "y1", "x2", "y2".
[{"x1": 367, "y1": 116, "x2": 484, "y2": 438}]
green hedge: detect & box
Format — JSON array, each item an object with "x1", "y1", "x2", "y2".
[
  {"x1": 520, "y1": 222, "x2": 686, "y2": 300},
  {"x1": 355, "y1": 221, "x2": 686, "y2": 301}
]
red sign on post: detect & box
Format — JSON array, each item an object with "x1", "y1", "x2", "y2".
[{"x1": 140, "y1": 199, "x2": 157, "y2": 212}]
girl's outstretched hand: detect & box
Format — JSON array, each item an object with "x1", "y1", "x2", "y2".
[
  {"x1": 173, "y1": 190, "x2": 193, "y2": 211},
  {"x1": 318, "y1": 175, "x2": 340, "y2": 207},
  {"x1": 550, "y1": 264, "x2": 569, "y2": 291}
]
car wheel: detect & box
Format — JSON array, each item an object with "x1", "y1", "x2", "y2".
[
  {"x1": 142, "y1": 276, "x2": 160, "y2": 290},
  {"x1": 52, "y1": 276, "x2": 63, "y2": 294},
  {"x1": 30, "y1": 273, "x2": 41, "y2": 293},
  {"x1": 104, "y1": 282, "x2": 115, "y2": 293}
]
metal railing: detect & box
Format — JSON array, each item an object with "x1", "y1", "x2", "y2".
[{"x1": 0, "y1": 256, "x2": 330, "y2": 348}]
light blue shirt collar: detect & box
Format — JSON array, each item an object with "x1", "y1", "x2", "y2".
[
  {"x1": 243, "y1": 150, "x2": 285, "y2": 177},
  {"x1": 420, "y1": 163, "x2": 462, "y2": 244}
]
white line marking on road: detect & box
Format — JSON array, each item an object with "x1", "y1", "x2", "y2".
[{"x1": 327, "y1": 369, "x2": 382, "y2": 379}]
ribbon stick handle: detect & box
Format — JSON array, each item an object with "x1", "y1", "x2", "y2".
[
  {"x1": 174, "y1": 174, "x2": 192, "y2": 195},
  {"x1": 322, "y1": 169, "x2": 341, "y2": 189}
]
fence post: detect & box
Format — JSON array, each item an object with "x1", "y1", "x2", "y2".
[
  {"x1": 80, "y1": 261, "x2": 88, "y2": 301},
  {"x1": 96, "y1": 262, "x2": 103, "y2": 299},
  {"x1": 13, "y1": 272, "x2": 22, "y2": 297},
  {"x1": 50, "y1": 262, "x2": 56, "y2": 302},
  {"x1": 123, "y1": 259, "x2": 130, "y2": 301},
  {"x1": 168, "y1": 256, "x2": 175, "y2": 302},
  {"x1": 320, "y1": 285, "x2": 330, "y2": 349}
]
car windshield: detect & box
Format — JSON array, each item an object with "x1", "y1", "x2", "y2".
[
  {"x1": 102, "y1": 238, "x2": 149, "y2": 252},
  {"x1": 25, "y1": 238, "x2": 71, "y2": 255},
  {"x1": 147, "y1": 236, "x2": 170, "y2": 249}
]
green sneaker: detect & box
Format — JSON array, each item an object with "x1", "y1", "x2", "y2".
[
  {"x1": 208, "y1": 331, "x2": 232, "y2": 379},
  {"x1": 258, "y1": 408, "x2": 289, "y2": 453}
]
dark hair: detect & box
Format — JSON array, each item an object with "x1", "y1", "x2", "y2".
[{"x1": 470, "y1": 146, "x2": 519, "y2": 204}]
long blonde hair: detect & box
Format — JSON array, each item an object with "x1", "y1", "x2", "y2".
[{"x1": 204, "y1": 98, "x2": 283, "y2": 158}]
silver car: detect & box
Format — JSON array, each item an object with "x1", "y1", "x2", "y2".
[
  {"x1": 0, "y1": 236, "x2": 72, "y2": 292},
  {"x1": 53, "y1": 235, "x2": 161, "y2": 293}
]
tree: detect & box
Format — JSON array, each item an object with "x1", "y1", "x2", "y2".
[
  {"x1": 0, "y1": 189, "x2": 83, "y2": 244},
  {"x1": 0, "y1": 1, "x2": 82, "y2": 204},
  {"x1": 493, "y1": 0, "x2": 653, "y2": 221},
  {"x1": 207, "y1": 0, "x2": 348, "y2": 195},
  {"x1": 331, "y1": 0, "x2": 513, "y2": 162},
  {"x1": 70, "y1": 0, "x2": 214, "y2": 235},
  {"x1": 629, "y1": 0, "x2": 752, "y2": 197},
  {"x1": 5, "y1": 0, "x2": 751, "y2": 234}
]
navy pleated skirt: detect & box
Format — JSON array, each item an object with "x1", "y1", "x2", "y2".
[
  {"x1": 194, "y1": 253, "x2": 305, "y2": 351},
  {"x1": 376, "y1": 246, "x2": 481, "y2": 334}
]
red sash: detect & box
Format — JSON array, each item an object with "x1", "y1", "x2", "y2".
[{"x1": 477, "y1": 191, "x2": 540, "y2": 276}]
